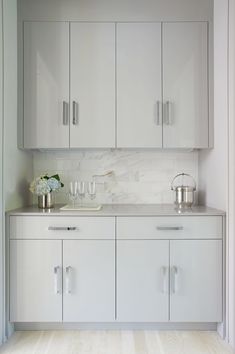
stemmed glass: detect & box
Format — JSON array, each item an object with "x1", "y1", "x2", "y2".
[
  {"x1": 69, "y1": 181, "x2": 78, "y2": 207},
  {"x1": 87, "y1": 181, "x2": 96, "y2": 201},
  {"x1": 78, "y1": 181, "x2": 85, "y2": 206}
]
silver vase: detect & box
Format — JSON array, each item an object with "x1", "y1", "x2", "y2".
[{"x1": 38, "y1": 193, "x2": 54, "y2": 209}]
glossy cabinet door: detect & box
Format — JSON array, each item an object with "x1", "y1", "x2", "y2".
[
  {"x1": 117, "y1": 240, "x2": 169, "y2": 322},
  {"x1": 23, "y1": 22, "x2": 69, "y2": 148},
  {"x1": 117, "y1": 23, "x2": 162, "y2": 148},
  {"x1": 70, "y1": 23, "x2": 115, "y2": 148},
  {"x1": 63, "y1": 240, "x2": 115, "y2": 322},
  {"x1": 162, "y1": 22, "x2": 208, "y2": 148},
  {"x1": 10, "y1": 240, "x2": 62, "y2": 322},
  {"x1": 170, "y1": 240, "x2": 222, "y2": 322}
]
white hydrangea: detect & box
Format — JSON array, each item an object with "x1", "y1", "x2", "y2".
[
  {"x1": 35, "y1": 179, "x2": 51, "y2": 196},
  {"x1": 47, "y1": 177, "x2": 61, "y2": 191},
  {"x1": 29, "y1": 174, "x2": 64, "y2": 196}
]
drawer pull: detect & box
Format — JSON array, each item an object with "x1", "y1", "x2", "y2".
[
  {"x1": 48, "y1": 226, "x2": 79, "y2": 231},
  {"x1": 156, "y1": 226, "x2": 183, "y2": 231}
]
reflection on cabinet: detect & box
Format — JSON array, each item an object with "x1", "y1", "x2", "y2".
[
  {"x1": 23, "y1": 22, "x2": 69, "y2": 149},
  {"x1": 22, "y1": 21, "x2": 210, "y2": 150},
  {"x1": 117, "y1": 240, "x2": 169, "y2": 321},
  {"x1": 70, "y1": 23, "x2": 115, "y2": 148},
  {"x1": 170, "y1": 240, "x2": 222, "y2": 322},
  {"x1": 23, "y1": 22, "x2": 115, "y2": 149},
  {"x1": 117, "y1": 217, "x2": 222, "y2": 323},
  {"x1": 117, "y1": 22, "x2": 208, "y2": 148},
  {"x1": 117, "y1": 23, "x2": 162, "y2": 148},
  {"x1": 63, "y1": 240, "x2": 114, "y2": 322},
  {"x1": 163, "y1": 22, "x2": 208, "y2": 148},
  {"x1": 9, "y1": 215, "x2": 223, "y2": 324},
  {"x1": 9, "y1": 216, "x2": 115, "y2": 323},
  {"x1": 10, "y1": 240, "x2": 62, "y2": 322}
]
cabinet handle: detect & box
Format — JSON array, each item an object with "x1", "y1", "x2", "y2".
[
  {"x1": 156, "y1": 226, "x2": 183, "y2": 231},
  {"x1": 65, "y1": 266, "x2": 72, "y2": 294},
  {"x1": 54, "y1": 266, "x2": 61, "y2": 294},
  {"x1": 73, "y1": 101, "x2": 79, "y2": 125},
  {"x1": 63, "y1": 101, "x2": 69, "y2": 126},
  {"x1": 161, "y1": 266, "x2": 168, "y2": 294},
  {"x1": 164, "y1": 101, "x2": 172, "y2": 125},
  {"x1": 48, "y1": 226, "x2": 79, "y2": 231},
  {"x1": 155, "y1": 101, "x2": 162, "y2": 126},
  {"x1": 171, "y1": 266, "x2": 179, "y2": 294}
]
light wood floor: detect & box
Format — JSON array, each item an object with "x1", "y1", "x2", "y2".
[{"x1": 0, "y1": 330, "x2": 234, "y2": 354}]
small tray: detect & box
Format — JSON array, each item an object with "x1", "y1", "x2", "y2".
[{"x1": 60, "y1": 204, "x2": 102, "y2": 211}]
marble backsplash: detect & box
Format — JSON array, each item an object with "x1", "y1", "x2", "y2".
[{"x1": 33, "y1": 150, "x2": 198, "y2": 204}]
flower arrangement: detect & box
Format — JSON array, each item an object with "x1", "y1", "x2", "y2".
[{"x1": 29, "y1": 174, "x2": 64, "y2": 196}]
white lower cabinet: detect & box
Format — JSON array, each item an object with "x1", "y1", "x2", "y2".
[
  {"x1": 9, "y1": 216, "x2": 223, "y2": 324},
  {"x1": 117, "y1": 240, "x2": 169, "y2": 322},
  {"x1": 10, "y1": 239, "x2": 115, "y2": 322},
  {"x1": 117, "y1": 224, "x2": 222, "y2": 323},
  {"x1": 63, "y1": 240, "x2": 115, "y2": 322},
  {"x1": 170, "y1": 240, "x2": 222, "y2": 322},
  {"x1": 10, "y1": 240, "x2": 62, "y2": 322}
]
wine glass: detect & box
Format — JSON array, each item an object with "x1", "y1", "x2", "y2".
[
  {"x1": 69, "y1": 181, "x2": 78, "y2": 207},
  {"x1": 78, "y1": 181, "x2": 85, "y2": 206},
  {"x1": 87, "y1": 181, "x2": 96, "y2": 201}
]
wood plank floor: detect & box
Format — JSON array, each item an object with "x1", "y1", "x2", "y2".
[{"x1": 0, "y1": 331, "x2": 234, "y2": 354}]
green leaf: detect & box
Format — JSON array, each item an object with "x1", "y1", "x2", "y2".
[{"x1": 51, "y1": 174, "x2": 60, "y2": 181}]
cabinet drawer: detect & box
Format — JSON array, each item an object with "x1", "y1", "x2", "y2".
[
  {"x1": 10, "y1": 216, "x2": 115, "y2": 240},
  {"x1": 117, "y1": 216, "x2": 223, "y2": 239}
]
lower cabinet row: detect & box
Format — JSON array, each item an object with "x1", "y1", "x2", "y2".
[{"x1": 10, "y1": 239, "x2": 222, "y2": 323}]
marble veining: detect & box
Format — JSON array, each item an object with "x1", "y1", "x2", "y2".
[{"x1": 33, "y1": 150, "x2": 198, "y2": 204}]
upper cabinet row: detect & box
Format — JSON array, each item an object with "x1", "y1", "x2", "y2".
[{"x1": 23, "y1": 21, "x2": 209, "y2": 149}]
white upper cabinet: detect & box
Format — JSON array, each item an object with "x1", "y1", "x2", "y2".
[
  {"x1": 22, "y1": 21, "x2": 209, "y2": 149},
  {"x1": 117, "y1": 23, "x2": 162, "y2": 148},
  {"x1": 162, "y1": 22, "x2": 208, "y2": 148},
  {"x1": 23, "y1": 22, "x2": 69, "y2": 148},
  {"x1": 70, "y1": 23, "x2": 115, "y2": 148}
]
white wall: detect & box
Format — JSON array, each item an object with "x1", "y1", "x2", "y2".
[
  {"x1": 198, "y1": 1, "x2": 228, "y2": 211},
  {"x1": 2, "y1": 0, "x2": 33, "y2": 343},
  {"x1": 0, "y1": 0, "x2": 4, "y2": 345},
  {"x1": 228, "y1": 0, "x2": 235, "y2": 347},
  {"x1": 198, "y1": 0, "x2": 235, "y2": 347},
  {"x1": 3, "y1": 0, "x2": 33, "y2": 212}
]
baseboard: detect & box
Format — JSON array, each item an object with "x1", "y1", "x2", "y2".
[{"x1": 14, "y1": 322, "x2": 217, "y2": 331}]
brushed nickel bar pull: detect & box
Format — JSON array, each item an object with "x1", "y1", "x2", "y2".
[
  {"x1": 73, "y1": 101, "x2": 78, "y2": 125},
  {"x1": 164, "y1": 101, "x2": 171, "y2": 125},
  {"x1": 156, "y1": 226, "x2": 183, "y2": 231},
  {"x1": 155, "y1": 101, "x2": 162, "y2": 126},
  {"x1": 48, "y1": 226, "x2": 79, "y2": 231},
  {"x1": 161, "y1": 266, "x2": 168, "y2": 294},
  {"x1": 63, "y1": 101, "x2": 69, "y2": 125},
  {"x1": 65, "y1": 266, "x2": 72, "y2": 294},
  {"x1": 171, "y1": 266, "x2": 179, "y2": 294},
  {"x1": 54, "y1": 266, "x2": 61, "y2": 294}
]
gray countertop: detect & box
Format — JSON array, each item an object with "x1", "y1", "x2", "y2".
[{"x1": 6, "y1": 204, "x2": 225, "y2": 217}]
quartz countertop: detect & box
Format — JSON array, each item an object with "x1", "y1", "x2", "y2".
[{"x1": 6, "y1": 204, "x2": 225, "y2": 217}]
